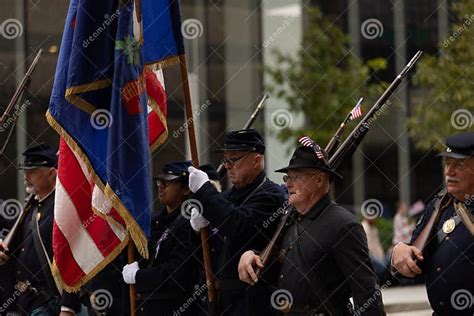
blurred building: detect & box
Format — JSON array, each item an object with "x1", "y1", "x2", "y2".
[{"x1": 0, "y1": 0, "x2": 451, "y2": 212}]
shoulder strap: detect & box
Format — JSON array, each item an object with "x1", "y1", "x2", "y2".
[{"x1": 30, "y1": 206, "x2": 63, "y2": 295}]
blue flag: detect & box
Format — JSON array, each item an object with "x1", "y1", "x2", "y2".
[{"x1": 48, "y1": 0, "x2": 183, "y2": 258}]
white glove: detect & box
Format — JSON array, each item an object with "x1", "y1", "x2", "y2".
[
  {"x1": 188, "y1": 166, "x2": 209, "y2": 193},
  {"x1": 190, "y1": 208, "x2": 209, "y2": 232},
  {"x1": 122, "y1": 261, "x2": 139, "y2": 284}
]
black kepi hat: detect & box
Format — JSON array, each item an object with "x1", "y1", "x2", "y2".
[
  {"x1": 438, "y1": 132, "x2": 474, "y2": 159},
  {"x1": 154, "y1": 161, "x2": 192, "y2": 182},
  {"x1": 215, "y1": 129, "x2": 265, "y2": 154},
  {"x1": 18, "y1": 143, "x2": 57, "y2": 170}
]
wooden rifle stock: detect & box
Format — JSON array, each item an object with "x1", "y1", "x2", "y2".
[
  {"x1": 2, "y1": 194, "x2": 36, "y2": 253},
  {"x1": 216, "y1": 93, "x2": 269, "y2": 175},
  {"x1": 255, "y1": 203, "x2": 293, "y2": 276},
  {"x1": 255, "y1": 51, "x2": 423, "y2": 277}
]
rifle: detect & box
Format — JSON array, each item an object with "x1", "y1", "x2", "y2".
[
  {"x1": 329, "y1": 51, "x2": 422, "y2": 170},
  {"x1": 216, "y1": 93, "x2": 269, "y2": 175},
  {"x1": 0, "y1": 49, "x2": 43, "y2": 156},
  {"x1": 1, "y1": 194, "x2": 36, "y2": 262},
  {"x1": 324, "y1": 97, "x2": 363, "y2": 157},
  {"x1": 256, "y1": 51, "x2": 423, "y2": 277}
]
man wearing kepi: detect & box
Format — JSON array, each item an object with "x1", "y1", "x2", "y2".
[
  {"x1": 122, "y1": 161, "x2": 200, "y2": 315},
  {"x1": 0, "y1": 143, "x2": 81, "y2": 315},
  {"x1": 238, "y1": 138, "x2": 385, "y2": 315},
  {"x1": 392, "y1": 132, "x2": 474, "y2": 316},
  {"x1": 188, "y1": 129, "x2": 286, "y2": 315}
]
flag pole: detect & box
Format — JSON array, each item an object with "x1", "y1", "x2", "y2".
[
  {"x1": 128, "y1": 241, "x2": 137, "y2": 316},
  {"x1": 178, "y1": 55, "x2": 216, "y2": 308}
]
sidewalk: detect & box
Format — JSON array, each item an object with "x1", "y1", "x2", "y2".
[{"x1": 381, "y1": 285, "x2": 433, "y2": 315}]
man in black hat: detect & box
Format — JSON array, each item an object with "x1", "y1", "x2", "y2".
[
  {"x1": 392, "y1": 131, "x2": 474, "y2": 315},
  {"x1": 121, "y1": 161, "x2": 200, "y2": 315},
  {"x1": 187, "y1": 129, "x2": 286, "y2": 315},
  {"x1": 0, "y1": 143, "x2": 81, "y2": 315},
  {"x1": 238, "y1": 139, "x2": 385, "y2": 315}
]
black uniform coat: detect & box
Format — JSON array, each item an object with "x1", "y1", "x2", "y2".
[
  {"x1": 192, "y1": 171, "x2": 286, "y2": 315},
  {"x1": 276, "y1": 194, "x2": 385, "y2": 315},
  {"x1": 135, "y1": 207, "x2": 200, "y2": 316},
  {"x1": 410, "y1": 196, "x2": 474, "y2": 316},
  {"x1": 7, "y1": 191, "x2": 80, "y2": 315}
]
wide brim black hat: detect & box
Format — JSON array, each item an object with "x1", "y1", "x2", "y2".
[
  {"x1": 275, "y1": 146, "x2": 343, "y2": 180},
  {"x1": 215, "y1": 129, "x2": 265, "y2": 154}
]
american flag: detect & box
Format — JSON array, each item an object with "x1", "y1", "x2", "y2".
[
  {"x1": 298, "y1": 136, "x2": 325, "y2": 159},
  {"x1": 350, "y1": 97, "x2": 364, "y2": 120}
]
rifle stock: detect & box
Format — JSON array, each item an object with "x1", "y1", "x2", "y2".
[{"x1": 2, "y1": 194, "x2": 35, "y2": 254}]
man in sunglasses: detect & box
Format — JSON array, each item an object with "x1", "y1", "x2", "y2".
[
  {"x1": 188, "y1": 129, "x2": 286, "y2": 315},
  {"x1": 237, "y1": 142, "x2": 384, "y2": 315}
]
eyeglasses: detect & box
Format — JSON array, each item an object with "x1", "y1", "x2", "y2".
[
  {"x1": 221, "y1": 152, "x2": 252, "y2": 167},
  {"x1": 283, "y1": 171, "x2": 321, "y2": 182},
  {"x1": 156, "y1": 179, "x2": 177, "y2": 187},
  {"x1": 283, "y1": 174, "x2": 303, "y2": 182}
]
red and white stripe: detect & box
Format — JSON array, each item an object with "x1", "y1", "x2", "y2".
[
  {"x1": 146, "y1": 67, "x2": 168, "y2": 150},
  {"x1": 298, "y1": 136, "x2": 314, "y2": 147},
  {"x1": 298, "y1": 136, "x2": 325, "y2": 159},
  {"x1": 350, "y1": 97, "x2": 363, "y2": 120},
  {"x1": 53, "y1": 139, "x2": 128, "y2": 289},
  {"x1": 53, "y1": 68, "x2": 168, "y2": 291}
]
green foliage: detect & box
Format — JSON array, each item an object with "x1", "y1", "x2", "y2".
[
  {"x1": 376, "y1": 217, "x2": 394, "y2": 253},
  {"x1": 266, "y1": 7, "x2": 382, "y2": 146},
  {"x1": 408, "y1": 0, "x2": 474, "y2": 151}
]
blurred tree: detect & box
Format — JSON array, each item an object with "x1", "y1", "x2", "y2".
[
  {"x1": 408, "y1": 0, "x2": 474, "y2": 151},
  {"x1": 266, "y1": 7, "x2": 383, "y2": 147}
]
